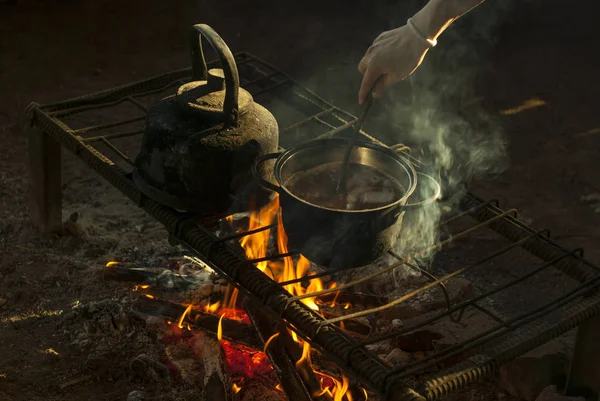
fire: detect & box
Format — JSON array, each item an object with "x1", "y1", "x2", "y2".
[
  {"x1": 330, "y1": 290, "x2": 341, "y2": 308},
  {"x1": 207, "y1": 198, "x2": 353, "y2": 400},
  {"x1": 178, "y1": 305, "x2": 192, "y2": 329},
  {"x1": 315, "y1": 372, "x2": 351, "y2": 401},
  {"x1": 295, "y1": 341, "x2": 312, "y2": 370},
  {"x1": 217, "y1": 313, "x2": 225, "y2": 341},
  {"x1": 151, "y1": 198, "x2": 353, "y2": 398},
  {"x1": 105, "y1": 261, "x2": 120, "y2": 267},
  {"x1": 224, "y1": 198, "x2": 330, "y2": 312},
  {"x1": 239, "y1": 199, "x2": 279, "y2": 275},
  {"x1": 263, "y1": 333, "x2": 279, "y2": 353},
  {"x1": 223, "y1": 197, "x2": 353, "y2": 400},
  {"x1": 204, "y1": 301, "x2": 221, "y2": 314}
]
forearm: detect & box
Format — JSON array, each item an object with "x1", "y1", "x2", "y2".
[{"x1": 411, "y1": 0, "x2": 486, "y2": 41}]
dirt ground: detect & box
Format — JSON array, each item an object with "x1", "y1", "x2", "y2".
[{"x1": 1, "y1": 0, "x2": 600, "y2": 400}]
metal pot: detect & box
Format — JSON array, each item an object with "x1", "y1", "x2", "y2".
[
  {"x1": 133, "y1": 24, "x2": 278, "y2": 215},
  {"x1": 252, "y1": 138, "x2": 441, "y2": 268}
]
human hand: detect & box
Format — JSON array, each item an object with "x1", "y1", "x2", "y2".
[{"x1": 358, "y1": 25, "x2": 431, "y2": 104}]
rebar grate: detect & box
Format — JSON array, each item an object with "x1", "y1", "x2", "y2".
[{"x1": 27, "y1": 52, "x2": 600, "y2": 401}]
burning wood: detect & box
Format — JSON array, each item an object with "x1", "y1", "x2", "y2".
[
  {"x1": 104, "y1": 260, "x2": 213, "y2": 291},
  {"x1": 134, "y1": 295, "x2": 261, "y2": 350},
  {"x1": 116, "y1": 197, "x2": 379, "y2": 401},
  {"x1": 244, "y1": 297, "x2": 327, "y2": 401},
  {"x1": 203, "y1": 331, "x2": 232, "y2": 401}
]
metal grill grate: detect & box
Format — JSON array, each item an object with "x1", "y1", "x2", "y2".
[{"x1": 27, "y1": 52, "x2": 600, "y2": 400}]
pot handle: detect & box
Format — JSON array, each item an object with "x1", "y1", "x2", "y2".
[
  {"x1": 189, "y1": 24, "x2": 240, "y2": 126},
  {"x1": 402, "y1": 172, "x2": 442, "y2": 210},
  {"x1": 251, "y1": 153, "x2": 282, "y2": 193},
  {"x1": 390, "y1": 144, "x2": 442, "y2": 209}
]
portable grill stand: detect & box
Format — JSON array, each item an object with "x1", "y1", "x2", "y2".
[{"x1": 26, "y1": 52, "x2": 600, "y2": 400}]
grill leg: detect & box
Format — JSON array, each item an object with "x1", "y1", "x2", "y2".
[
  {"x1": 565, "y1": 313, "x2": 600, "y2": 399},
  {"x1": 28, "y1": 126, "x2": 62, "y2": 233}
]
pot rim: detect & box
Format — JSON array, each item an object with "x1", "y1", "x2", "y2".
[{"x1": 272, "y1": 138, "x2": 418, "y2": 214}]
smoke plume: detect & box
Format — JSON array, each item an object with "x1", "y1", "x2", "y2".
[{"x1": 383, "y1": 1, "x2": 515, "y2": 267}]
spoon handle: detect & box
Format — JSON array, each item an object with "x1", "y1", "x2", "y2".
[{"x1": 336, "y1": 76, "x2": 382, "y2": 191}]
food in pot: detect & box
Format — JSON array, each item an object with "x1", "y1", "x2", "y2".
[{"x1": 284, "y1": 162, "x2": 405, "y2": 210}]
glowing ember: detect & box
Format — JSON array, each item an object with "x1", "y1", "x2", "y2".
[{"x1": 221, "y1": 340, "x2": 272, "y2": 379}]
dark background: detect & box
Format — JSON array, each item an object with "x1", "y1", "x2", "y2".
[{"x1": 1, "y1": 0, "x2": 599, "y2": 400}]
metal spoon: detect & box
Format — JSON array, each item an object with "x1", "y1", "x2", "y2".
[{"x1": 336, "y1": 78, "x2": 381, "y2": 193}]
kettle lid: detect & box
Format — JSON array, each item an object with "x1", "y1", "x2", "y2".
[{"x1": 177, "y1": 68, "x2": 253, "y2": 120}]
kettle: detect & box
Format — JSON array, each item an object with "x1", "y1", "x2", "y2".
[{"x1": 133, "y1": 24, "x2": 279, "y2": 215}]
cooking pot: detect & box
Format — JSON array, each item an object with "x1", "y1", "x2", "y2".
[{"x1": 251, "y1": 138, "x2": 441, "y2": 269}]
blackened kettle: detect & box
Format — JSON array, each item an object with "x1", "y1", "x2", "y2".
[{"x1": 133, "y1": 24, "x2": 279, "y2": 215}]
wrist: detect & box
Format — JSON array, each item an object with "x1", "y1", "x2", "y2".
[
  {"x1": 410, "y1": 3, "x2": 445, "y2": 41},
  {"x1": 407, "y1": 18, "x2": 437, "y2": 48},
  {"x1": 411, "y1": 0, "x2": 484, "y2": 40}
]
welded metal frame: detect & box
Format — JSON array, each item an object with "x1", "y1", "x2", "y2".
[{"x1": 27, "y1": 52, "x2": 600, "y2": 400}]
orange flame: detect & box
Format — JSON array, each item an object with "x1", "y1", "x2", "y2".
[
  {"x1": 232, "y1": 382, "x2": 242, "y2": 394},
  {"x1": 295, "y1": 341, "x2": 312, "y2": 370},
  {"x1": 330, "y1": 290, "x2": 341, "y2": 308},
  {"x1": 222, "y1": 198, "x2": 352, "y2": 400},
  {"x1": 316, "y1": 372, "x2": 351, "y2": 401},
  {"x1": 177, "y1": 305, "x2": 192, "y2": 329},
  {"x1": 105, "y1": 261, "x2": 120, "y2": 267},
  {"x1": 263, "y1": 333, "x2": 279, "y2": 353},
  {"x1": 217, "y1": 313, "x2": 225, "y2": 341},
  {"x1": 224, "y1": 198, "x2": 328, "y2": 313},
  {"x1": 205, "y1": 301, "x2": 221, "y2": 314}
]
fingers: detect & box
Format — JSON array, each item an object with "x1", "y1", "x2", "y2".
[
  {"x1": 371, "y1": 75, "x2": 387, "y2": 99},
  {"x1": 358, "y1": 55, "x2": 368, "y2": 75},
  {"x1": 372, "y1": 73, "x2": 396, "y2": 99},
  {"x1": 358, "y1": 67, "x2": 382, "y2": 104}
]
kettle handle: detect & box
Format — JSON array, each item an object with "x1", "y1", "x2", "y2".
[{"x1": 189, "y1": 24, "x2": 240, "y2": 126}]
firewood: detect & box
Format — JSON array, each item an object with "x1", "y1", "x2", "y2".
[
  {"x1": 203, "y1": 335, "x2": 232, "y2": 401},
  {"x1": 134, "y1": 296, "x2": 262, "y2": 351},
  {"x1": 103, "y1": 263, "x2": 211, "y2": 290}
]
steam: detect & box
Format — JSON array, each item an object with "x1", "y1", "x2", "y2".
[{"x1": 386, "y1": 1, "x2": 514, "y2": 266}]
